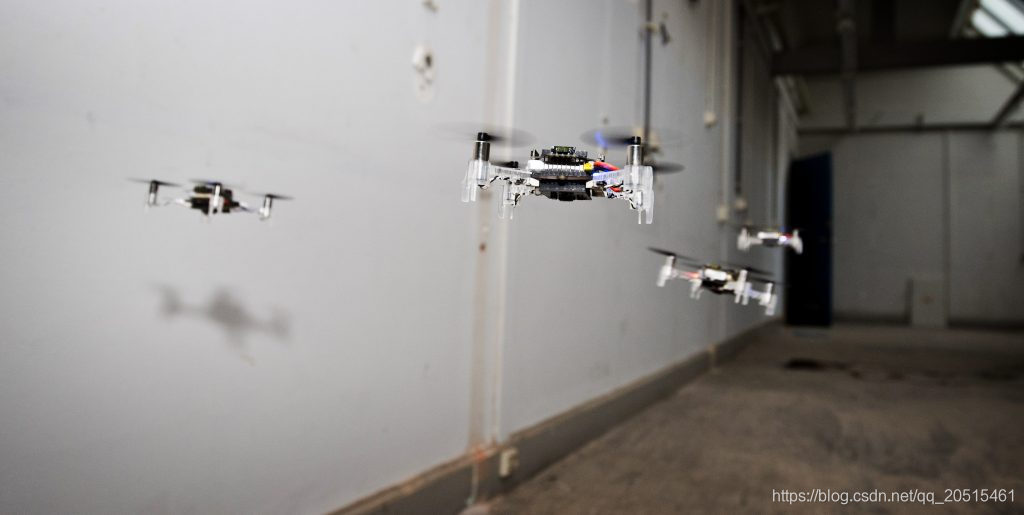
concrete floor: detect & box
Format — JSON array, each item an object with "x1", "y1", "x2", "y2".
[{"x1": 485, "y1": 324, "x2": 1024, "y2": 514}]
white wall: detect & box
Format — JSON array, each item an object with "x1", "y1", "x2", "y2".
[
  {"x1": 801, "y1": 68, "x2": 1024, "y2": 326},
  {"x1": 800, "y1": 65, "x2": 1023, "y2": 128},
  {"x1": 827, "y1": 134, "x2": 946, "y2": 320},
  {"x1": 0, "y1": 1, "x2": 782, "y2": 513},
  {"x1": 948, "y1": 132, "x2": 1024, "y2": 324}
]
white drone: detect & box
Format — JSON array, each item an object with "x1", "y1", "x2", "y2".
[
  {"x1": 737, "y1": 226, "x2": 803, "y2": 254},
  {"x1": 462, "y1": 132, "x2": 655, "y2": 223},
  {"x1": 650, "y1": 247, "x2": 779, "y2": 316},
  {"x1": 130, "y1": 179, "x2": 291, "y2": 220}
]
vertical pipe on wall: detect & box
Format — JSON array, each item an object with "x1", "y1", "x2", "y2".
[
  {"x1": 467, "y1": 2, "x2": 519, "y2": 505},
  {"x1": 942, "y1": 130, "x2": 952, "y2": 324},
  {"x1": 491, "y1": 0, "x2": 520, "y2": 446},
  {"x1": 704, "y1": 0, "x2": 719, "y2": 126},
  {"x1": 718, "y1": 0, "x2": 733, "y2": 221},
  {"x1": 717, "y1": 0, "x2": 735, "y2": 339},
  {"x1": 643, "y1": 0, "x2": 653, "y2": 144},
  {"x1": 774, "y1": 84, "x2": 787, "y2": 228},
  {"x1": 837, "y1": 0, "x2": 857, "y2": 130},
  {"x1": 733, "y1": 3, "x2": 745, "y2": 200},
  {"x1": 1019, "y1": 130, "x2": 1024, "y2": 264},
  {"x1": 468, "y1": 3, "x2": 500, "y2": 455},
  {"x1": 768, "y1": 80, "x2": 779, "y2": 227}
]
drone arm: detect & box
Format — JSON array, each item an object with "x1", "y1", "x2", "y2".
[
  {"x1": 765, "y1": 291, "x2": 778, "y2": 316},
  {"x1": 498, "y1": 177, "x2": 535, "y2": 220},
  {"x1": 619, "y1": 164, "x2": 654, "y2": 224},
  {"x1": 760, "y1": 283, "x2": 775, "y2": 306},
  {"x1": 740, "y1": 283, "x2": 752, "y2": 305},
  {"x1": 147, "y1": 197, "x2": 186, "y2": 208},
  {"x1": 789, "y1": 230, "x2": 804, "y2": 254},
  {"x1": 463, "y1": 159, "x2": 535, "y2": 203},
  {"x1": 689, "y1": 279, "x2": 702, "y2": 299},
  {"x1": 592, "y1": 163, "x2": 654, "y2": 224},
  {"x1": 462, "y1": 158, "x2": 491, "y2": 202},
  {"x1": 656, "y1": 256, "x2": 679, "y2": 287},
  {"x1": 733, "y1": 270, "x2": 749, "y2": 304},
  {"x1": 737, "y1": 228, "x2": 751, "y2": 251},
  {"x1": 234, "y1": 201, "x2": 258, "y2": 215},
  {"x1": 746, "y1": 287, "x2": 778, "y2": 315},
  {"x1": 744, "y1": 283, "x2": 777, "y2": 314},
  {"x1": 142, "y1": 181, "x2": 188, "y2": 210},
  {"x1": 623, "y1": 140, "x2": 655, "y2": 224}
]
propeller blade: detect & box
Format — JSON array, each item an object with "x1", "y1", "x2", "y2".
[
  {"x1": 434, "y1": 122, "x2": 536, "y2": 148},
  {"x1": 715, "y1": 259, "x2": 772, "y2": 275},
  {"x1": 580, "y1": 126, "x2": 684, "y2": 150},
  {"x1": 647, "y1": 246, "x2": 677, "y2": 256},
  {"x1": 581, "y1": 127, "x2": 641, "y2": 148},
  {"x1": 740, "y1": 267, "x2": 772, "y2": 276},
  {"x1": 749, "y1": 276, "x2": 786, "y2": 285},
  {"x1": 262, "y1": 193, "x2": 293, "y2": 200},
  {"x1": 240, "y1": 189, "x2": 294, "y2": 201},
  {"x1": 190, "y1": 178, "x2": 228, "y2": 187},
  {"x1": 647, "y1": 247, "x2": 703, "y2": 265},
  {"x1": 128, "y1": 178, "x2": 181, "y2": 187},
  {"x1": 648, "y1": 161, "x2": 685, "y2": 174}
]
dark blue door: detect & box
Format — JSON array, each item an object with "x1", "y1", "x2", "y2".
[{"x1": 785, "y1": 153, "x2": 833, "y2": 326}]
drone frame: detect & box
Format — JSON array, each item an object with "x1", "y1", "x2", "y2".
[
  {"x1": 140, "y1": 180, "x2": 285, "y2": 221},
  {"x1": 462, "y1": 133, "x2": 655, "y2": 224},
  {"x1": 737, "y1": 227, "x2": 803, "y2": 254},
  {"x1": 656, "y1": 253, "x2": 778, "y2": 315}
]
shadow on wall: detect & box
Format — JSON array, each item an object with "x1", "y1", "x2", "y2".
[{"x1": 154, "y1": 285, "x2": 290, "y2": 364}]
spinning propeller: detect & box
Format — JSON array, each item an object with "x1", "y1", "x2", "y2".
[
  {"x1": 647, "y1": 247, "x2": 777, "y2": 281},
  {"x1": 128, "y1": 178, "x2": 181, "y2": 187},
  {"x1": 647, "y1": 247, "x2": 702, "y2": 265},
  {"x1": 437, "y1": 122, "x2": 536, "y2": 148},
  {"x1": 581, "y1": 127, "x2": 685, "y2": 174}
]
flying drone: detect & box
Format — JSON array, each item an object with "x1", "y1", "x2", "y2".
[
  {"x1": 461, "y1": 132, "x2": 656, "y2": 223},
  {"x1": 650, "y1": 247, "x2": 779, "y2": 316},
  {"x1": 130, "y1": 179, "x2": 291, "y2": 220},
  {"x1": 737, "y1": 226, "x2": 803, "y2": 254}
]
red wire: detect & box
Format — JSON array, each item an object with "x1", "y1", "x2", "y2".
[{"x1": 594, "y1": 161, "x2": 619, "y2": 171}]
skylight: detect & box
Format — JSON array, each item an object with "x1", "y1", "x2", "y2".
[
  {"x1": 972, "y1": 7, "x2": 1010, "y2": 37},
  {"x1": 981, "y1": 0, "x2": 1024, "y2": 34}
]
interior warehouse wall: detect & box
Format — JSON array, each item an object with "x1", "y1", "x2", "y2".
[
  {"x1": 0, "y1": 1, "x2": 782, "y2": 513},
  {"x1": 722, "y1": 11, "x2": 789, "y2": 338},
  {"x1": 800, "y1": 67, "x2": 1024, "y2": 326}
]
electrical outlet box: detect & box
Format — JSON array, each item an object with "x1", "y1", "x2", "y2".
[
  {"x1": 498, "y1": 448, "x2": 519, "y2": 478},
  {"x1": 733, "y1": 196, "x2": 748, "y2": 212},
  {"x1": 716, "y1": 204, "x2": 729, "y2": 222},
  {"x1": 411, "y1": 44, "x2": 435, "y2": 102},
  {"x1": 910, "y1": 278, "x2": 946, "y2": 328}
]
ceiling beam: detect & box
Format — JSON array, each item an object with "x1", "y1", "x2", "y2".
[
  {"x1": 773, "y1": 36, "x2": 1024, "y2": 75},
  {"x1": 799, "y1": 121, "x2": 1024, "y2": 135}
]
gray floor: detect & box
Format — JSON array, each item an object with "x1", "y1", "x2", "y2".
[{"x1": 486, "y1": 324, "x2": 1024, "y2": 514}]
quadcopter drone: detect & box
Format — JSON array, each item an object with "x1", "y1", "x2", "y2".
[
  {"x1": 737, "y1": 226, "x2": 803, "y2": 254},
  {"x1": 131, "y1": 179, "x2": 291, "y2": 220},
  {"x1": 461, "y1": 132, "x2": 655, "y2": 223},
  {"x1": 650, "y1": 247, "x2": 779, "y2": 316}
]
